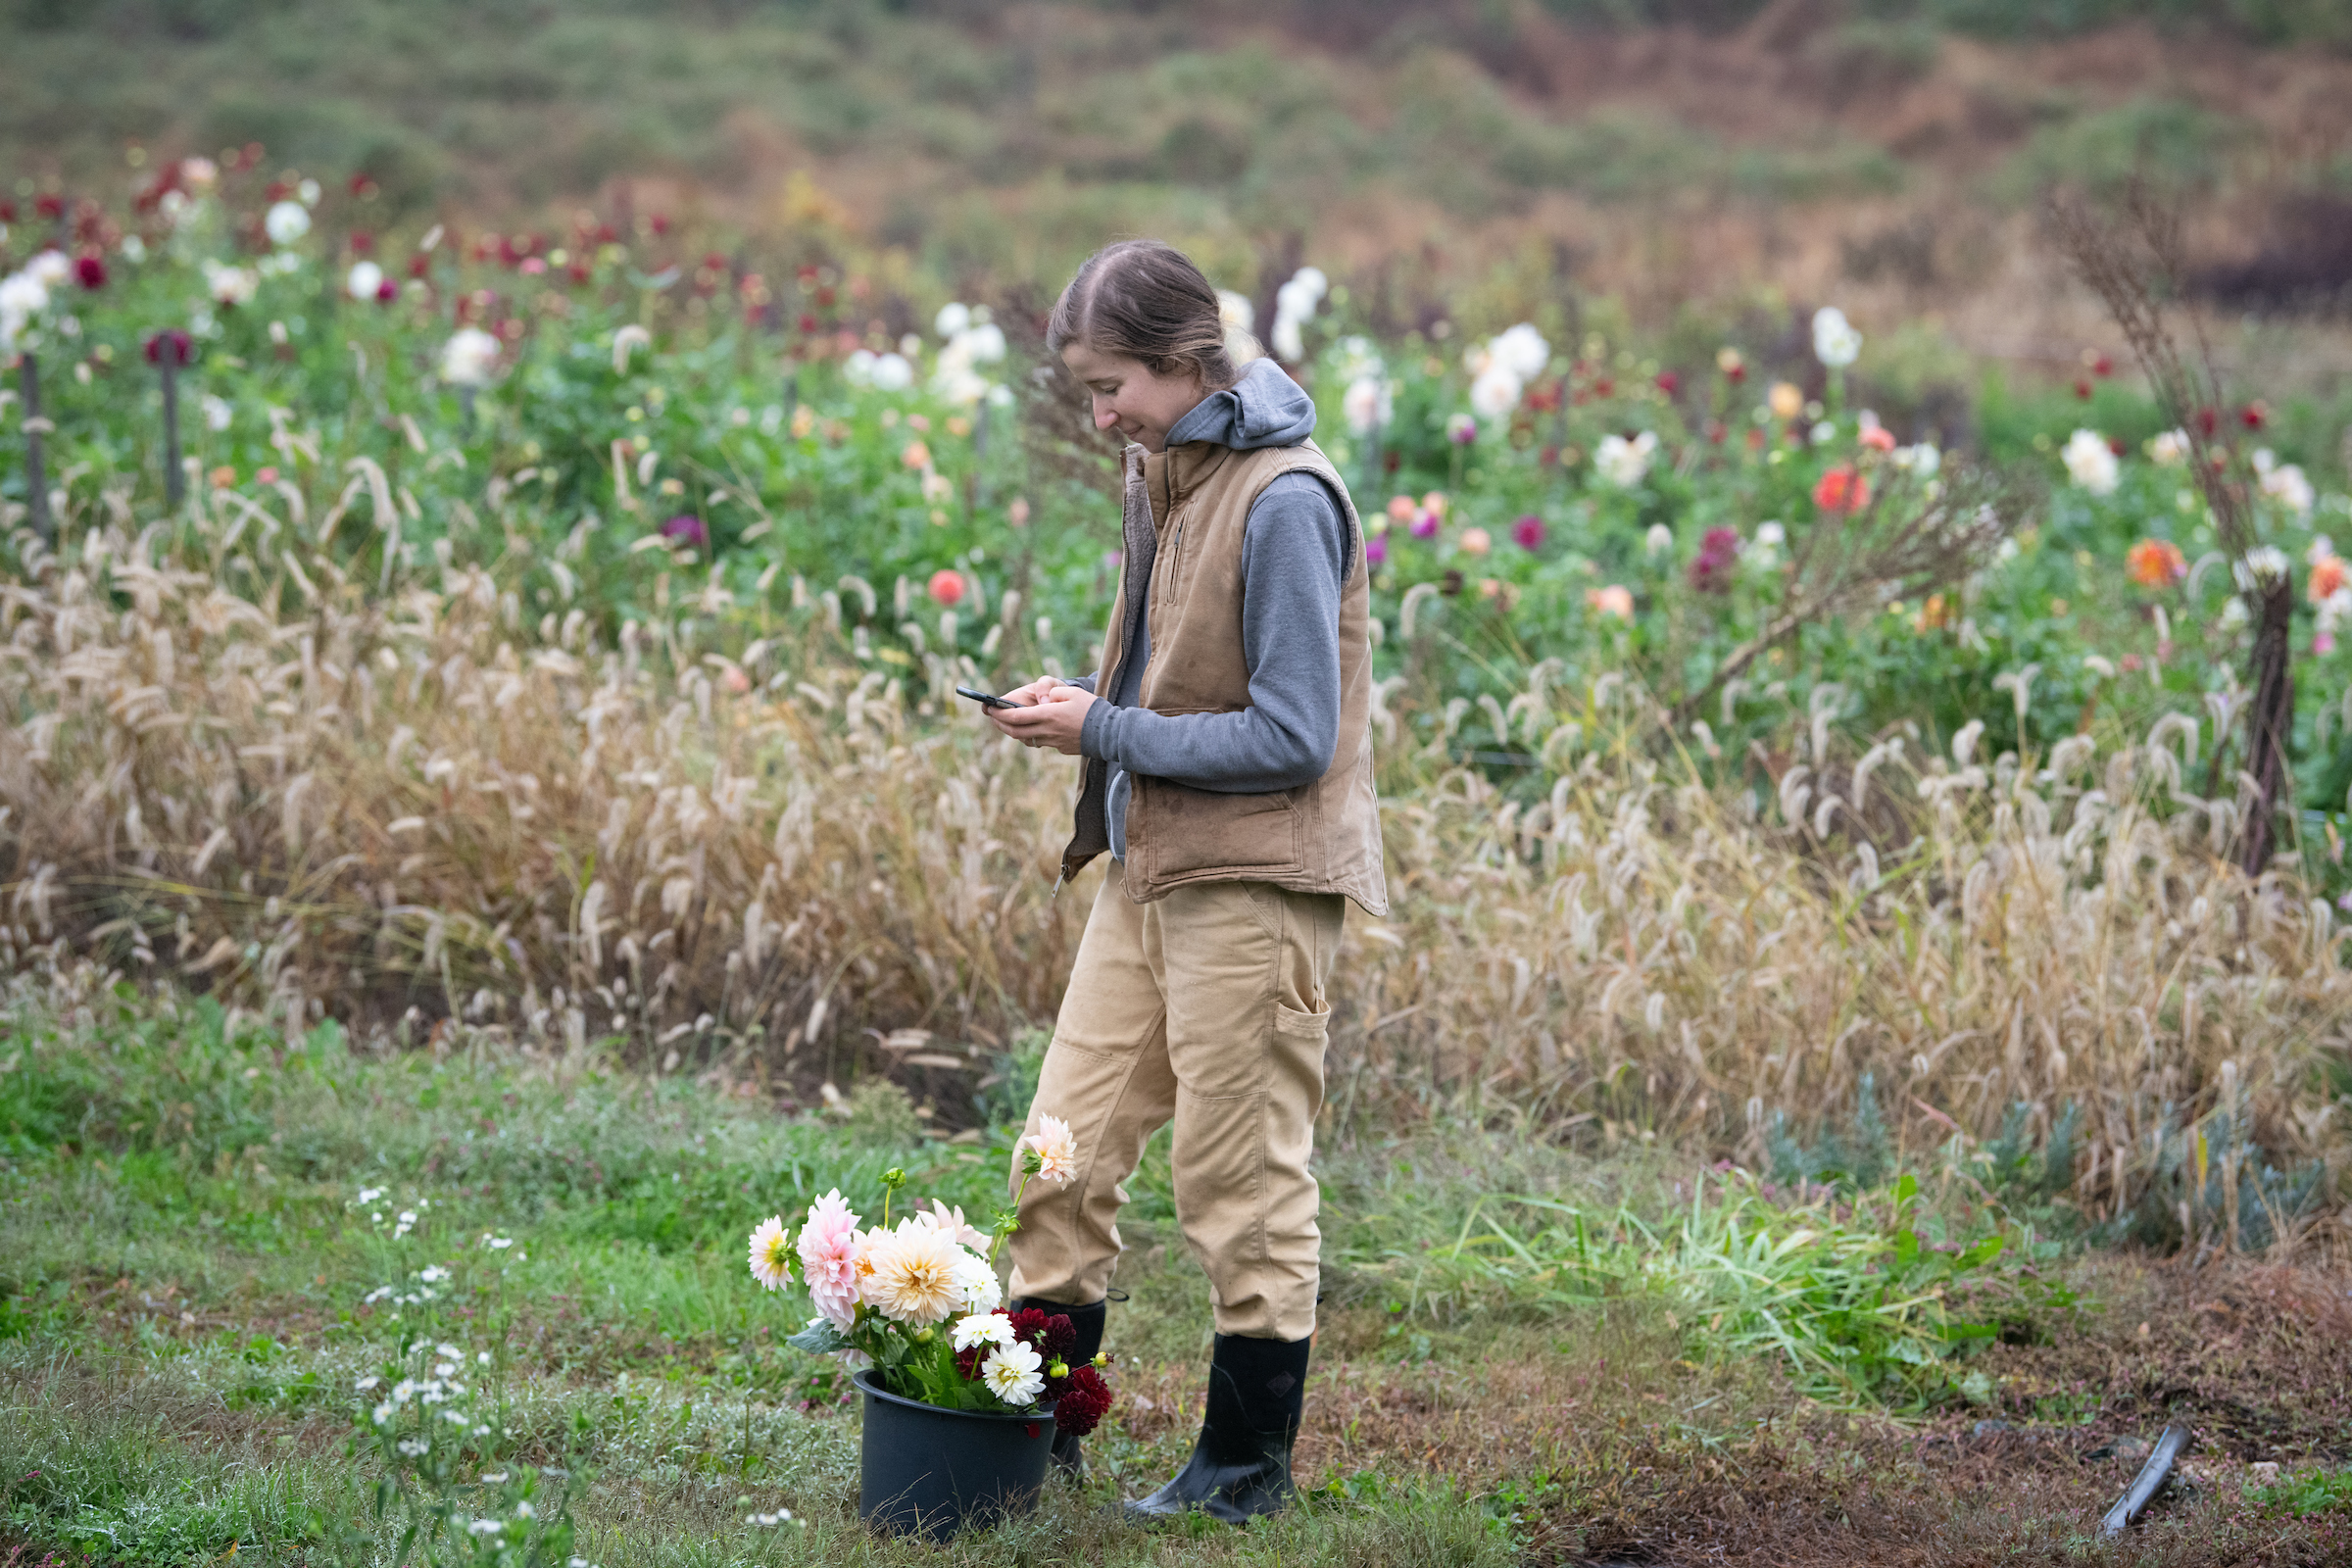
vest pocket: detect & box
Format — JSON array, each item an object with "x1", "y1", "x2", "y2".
[{"x1": 1136, "y1": 776, "x2": 1306, "y2": 883}]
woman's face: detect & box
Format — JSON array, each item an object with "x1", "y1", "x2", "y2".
[{"x1": 1061, "y1": 339, "x2": 1205, "y2": 454}]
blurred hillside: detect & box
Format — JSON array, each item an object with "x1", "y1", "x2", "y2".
[{"x1": 5, "y1": 0, "x2": 2351, "y2": 352}]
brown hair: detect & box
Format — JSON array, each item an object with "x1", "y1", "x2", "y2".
[{"x1": 1046, "y1": 239, "x2": 1241, "y2": 390}]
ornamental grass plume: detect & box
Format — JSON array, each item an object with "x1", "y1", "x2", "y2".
[{"x1": 8, "y1": 508, "x2": 2351, "y2": 1258}]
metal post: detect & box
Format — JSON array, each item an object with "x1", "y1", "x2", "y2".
[
  {"x1": 21, "y1": 352, "x2": 48, "y2": 540},
  {"x1": 160, "y1": 355, "x2": 184, "y2": 510},
  {"x1": 971, "y1": 397, "x2": 989, "y2": 517}
]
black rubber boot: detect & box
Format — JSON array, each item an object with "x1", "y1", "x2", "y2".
[
  {"x1": 1124, "y1": 1333, "x2": 1310, "y2": 1525},
  {"x1": 1009, "y1": 1298, "x2": 1105, "y2": 1477}
]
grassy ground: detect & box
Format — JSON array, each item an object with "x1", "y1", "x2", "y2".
[{"x1": 1, "y1": 986, "x2": 2348, "y2": 1566}]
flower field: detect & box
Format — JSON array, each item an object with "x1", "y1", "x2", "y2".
[{"x1": 3, "y1": 144, "x2": 2352, "y2": 1563}]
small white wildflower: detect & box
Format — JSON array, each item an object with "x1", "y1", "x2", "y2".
[
  {"x1": 439, "y1": 329, "x2": 499, "y2": 389},
  {"x1": 1595, "y1": 431, "x2": 1659, "y2": 488},
  {"x1": 1812, "y1": 306, "x2": 1862, "y2": 368},
  {"x1": 2235, "y1": 546, "x2": 2290, "y2": 588},
  {"x1": 355, "y1": 1376, "x2": 380, "y2": 1393},
  {"x1": 514, "y1": 1501, "x2": 535, "y2": 1519},
  {"x1": 481, "y1": 1471, "x2": 510, "y2": 1484},
  {"x1": 264, "y1": 201, "x2": 311, "y2": 247},
  {"x1": 1644, "y1": 522, "x2": 1674, "y2": 557},
  {"x1": 372, "y1": 1401, "x2": 396, "y2": 1426},
  {"x1": 397, "y1": 1438, "x2": 429, "y2": 1457},
  {"x1": 467, "y1": 1518, "x2": 504, "y2": 1537},
  {"x1": 357, "y1": 1187, "x2": 385, "y2": 1204},
  {"x1": 2061, "y1": 429, "x2": 2120, "y2": 496},
  {"x1": 1468, "y1": 365, "x2": 1522, "y2": 420}
]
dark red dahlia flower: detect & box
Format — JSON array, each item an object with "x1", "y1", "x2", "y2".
[{"x1": 1052, "y1": 1365, "x2": 1112, "y2": 1439}]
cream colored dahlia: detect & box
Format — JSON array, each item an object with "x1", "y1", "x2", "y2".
[
  {"x1": 747, "y1": 1216, "x2": 792, "y2": 1292},
  {"x1": 860, "y1": 1220, "x2": 968, "y2": 1327}
]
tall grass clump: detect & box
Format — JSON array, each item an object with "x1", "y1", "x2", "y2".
[{"x1": 1, "y1": 502, "x2": 2347, "y2": 1250}]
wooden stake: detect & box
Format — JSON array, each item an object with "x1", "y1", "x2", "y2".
[{"x1": 20, "y1": 352, "x2": 48, "y2": 540}]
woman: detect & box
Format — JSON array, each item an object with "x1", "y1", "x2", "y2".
[{"x1": 984, "y1": 239, "x2": 1387, "y2": 1523}]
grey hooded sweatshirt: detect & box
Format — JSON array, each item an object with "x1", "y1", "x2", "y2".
[{"x1": 1073, "y1": 357, "x2": 1352, "y2": 861}]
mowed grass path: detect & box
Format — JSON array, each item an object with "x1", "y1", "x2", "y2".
[{"x1": 1, "y1": 986, "x2": 2347, "y2": 1566}]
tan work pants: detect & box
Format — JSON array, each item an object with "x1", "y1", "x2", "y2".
[{"x1": 1006, "y1": 860, "x2": 1342, "y2": 1342}]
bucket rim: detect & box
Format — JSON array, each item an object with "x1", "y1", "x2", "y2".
[{"x1": 853, "y1": 1366, "x2": 1060, "y2": 1428}]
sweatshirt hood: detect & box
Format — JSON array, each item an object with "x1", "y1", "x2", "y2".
[{"x1": 1164, "y1": 357, "x2": 1316, "y2": 452}]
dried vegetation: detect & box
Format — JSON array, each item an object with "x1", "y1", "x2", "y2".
[{"x1": 2, "y1": 503, "x2": 2347, "y2": 1252}]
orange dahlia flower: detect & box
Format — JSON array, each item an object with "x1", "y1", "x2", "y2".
[{"x1": 2126, "y1": 538, "x2": 2187, "y2": 589}]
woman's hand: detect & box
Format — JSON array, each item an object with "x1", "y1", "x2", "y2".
[{"x1": 987, "y1": 677, "x2": 1096, "y2": 756}]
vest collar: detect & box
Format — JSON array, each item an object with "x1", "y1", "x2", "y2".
[{"x1": 1142, "y1": 441, "x2": 1240, "y2": 527}]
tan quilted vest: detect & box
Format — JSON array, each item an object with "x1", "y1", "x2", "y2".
[{"x1": 1057, "y1": 435, "x2": 1389, "y2": 917}]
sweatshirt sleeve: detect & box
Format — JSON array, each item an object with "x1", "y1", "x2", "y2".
[{"x1": 1078, "y1": 471, "x2": 1348, "y2": 793}]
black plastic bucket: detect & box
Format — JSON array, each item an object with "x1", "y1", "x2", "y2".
[{"x1": 854, "y1": 1368, "x2": 1057, "y2": 1540}]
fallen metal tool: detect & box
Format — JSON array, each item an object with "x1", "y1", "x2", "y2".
[{"x1": 2099, "y1": 1423, "x2": 2189, "y2": 1541}]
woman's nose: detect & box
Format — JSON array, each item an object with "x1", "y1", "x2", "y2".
[{"x1": 1093, "y1": 402, "x2": 1118, "y2": 429}]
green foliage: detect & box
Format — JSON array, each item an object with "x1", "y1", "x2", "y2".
[
  {"x1": 1993, "y1": 96, "x2": 2253, "y2": 202},
  {"x1": 352, "y1": 1337, "x2": 585, "y2": 1568},
  {"x1": 2248, "y1": 1464, "x2": 2352, "y2": 1517},
  {"x1": 6, "y1": 153, "x2": 2352, "y2": 827},
  {"x1": 1338, "y1": 1165, "x2": 2064, "y2": 1408},
  {"x1": 2099, "y1": 1104, "x2": 2328, "y2": 1252}
]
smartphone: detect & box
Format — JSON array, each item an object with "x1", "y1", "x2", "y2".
[{"x1": 956, "y1": 685, "x2": 1023, "y2": 710}]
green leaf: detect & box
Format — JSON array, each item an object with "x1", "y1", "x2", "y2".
[
  {"x1": 1955, "y1": 1236, "x2": 2005, "y2": 1270},
  {"x1": 785, "y1": 1319, "x2": 849, "y2": 1354}
]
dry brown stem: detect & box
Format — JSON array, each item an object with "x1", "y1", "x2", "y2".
[{"x1": 1, "y1": 506, "x2": 2347, "y2": 1232}]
